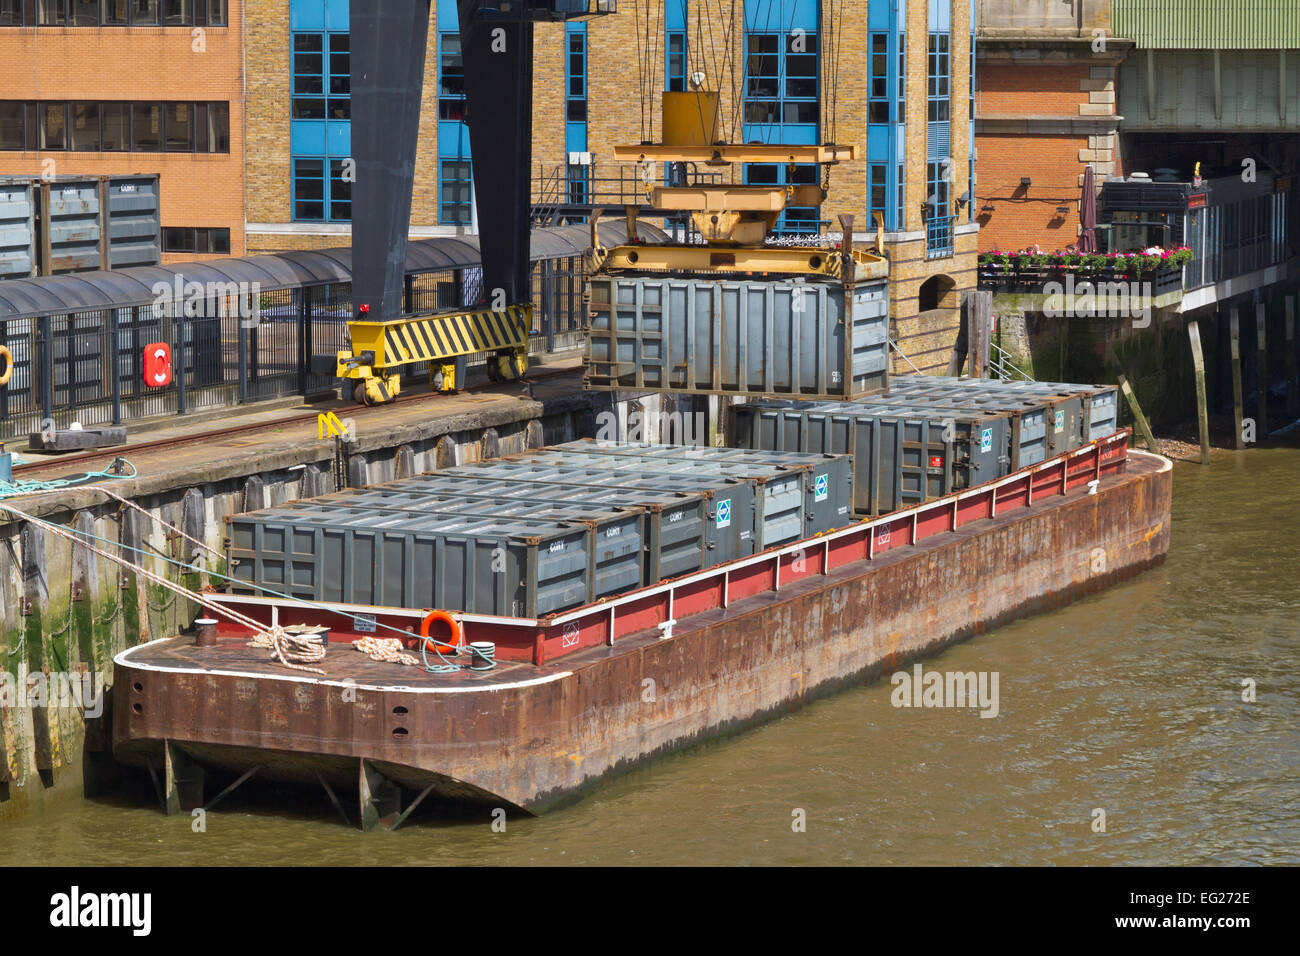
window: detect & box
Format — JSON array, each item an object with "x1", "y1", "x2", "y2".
[
  {"x1": 868, "y1": 34, "x2": 889, "y2": 123},
  {"x1": 163, "y1": 0, "x2": 189, "y2": 24},
  {"x1": 0, "y1": 102, "x2": 23, "y2": 150},
  {"x1": 103, "y1": 0, "x2": 128, "y2": 23},
  {"x1": 71, "y1": 103, "x2": 100, "y2": 151},
  {"x1": 439, "y1": 33, "x2": 466, "y2": 121},
  {"x1": 566, "y1": 29, "x2": 587, "y2": 122},
  {"x1": 292, "y1": 33, "x2": 349, "y2": 120},
  {"x1": 745, "y1": 163, "x2": 819, "y2": 235},
  {"x1": 743, "y1": 31, "x2": 819, "y2": 128},
  {"x1": 72, "y1": 0, "x2": 98, "y2": 24},
  {"x1": 293, "y1": 158, "x2": 325, "y2": 221},
  {"x1": 40, "y1": 103, "x2": 67, "y2": 150},
  {"x1": 132, "y1": 103, "x2": 162, "y2": 151},
  {"x1": 132, "y1": 0, "x2": 160, "y2": 25},
  {"x1": 165, "y1": 102, "x2": 193, "y2": 151},
  {"x1": 927, "y1": 32, "x2": 950, "y2": 123},
  {"x1": 329, "y1": 158, "x2": 351, "y2": 220},
  {"x1": 162, "y1": 227, "x2": 231, "y2": 255},
  {"x1": 868, "y1": 162, "x2": 886, "y2": 221},
  {"x1": 37, "y1": 0, "x2": 66, "y2": 24},
  {"x1": 102, "y1": 103, "x2": 129, "y2": 150},
  {"x1": 666, "y1": 32, "x2": 687, "y2": 92},
  {"x1": 0, "y1": 0, "x2": 21, "y2": 25},
  {"x1": 440, "y1": 159, "x2": 473, "y2": 226},
  {"x1": 207, "y1": 102, "x2": 229, "y2": 151}
]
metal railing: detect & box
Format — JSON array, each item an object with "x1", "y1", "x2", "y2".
[
  {"x1": 989, "y1": 341, "x2": 1035, "y2": 382},
  {"x1": 0, "y1": 255, "x2": 596, "y2": 442},
  {"x1": 925, "y1": 215, "x2": 956, "y2": 259}
]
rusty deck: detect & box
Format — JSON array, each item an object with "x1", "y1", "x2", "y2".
[{"x1": 114, "y1": 447, "x2": 1172, "y2": 826}]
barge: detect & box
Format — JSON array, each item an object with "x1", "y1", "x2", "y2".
[{"x1": 112, "y1": 432, "x2": 1170, "y2": 826}]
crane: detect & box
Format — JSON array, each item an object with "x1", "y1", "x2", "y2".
[{"x1": 338, "y1": 1, "x2": 616, "y2": 405}]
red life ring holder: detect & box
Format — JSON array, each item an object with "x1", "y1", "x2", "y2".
[
  {"x1": 0, "y1": 345, "x2": 12, "y2": 386},
  {"x1": 420, "y1": 610, "x2": 462, "y2": 654}
]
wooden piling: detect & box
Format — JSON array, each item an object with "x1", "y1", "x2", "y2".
[
  {"x1": 1255, "y1": 301, "x2": 1268, "y2": 439},
  {"x1": 1116, "y1": 375, "x2": 1160, "y2": 454},
  {"x1": 1187, "y1": 320, "x2": 1211, "y2": 465},
  {"x1": 1286, "y1": 296, "x2": 1297, "y2": 417},
  {"x1": 1230, "y1": 308, "x2": 1245, "y2": 449}
]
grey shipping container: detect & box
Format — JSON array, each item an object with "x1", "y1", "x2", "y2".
[
  {"x1": 584, "y1": 274, "x2": 890, "y2": 400},
  {"x1": 856, "y1": 396, "x2": 1049, "y2": 471},
  {"x1": 225, "y1": 506, "x2": 637, "y2": 617},
  {"x1": 366, "y1": 475, "x2": 721, "y2": 581},
  {"x1": 507, "y1": 448, "x2": 811, "y2": 549},
  {"x1": 438, "y1": 459, "x2": 760, "y2": 565},
  {"x1": 734, "y1": 399, "x2": 1011, "y2": 515},
  {"x1": 549, "y1": 440, "x2": 856, "y2": 536},
  {"x1": 0, "y1": 180, "x2": 37, "y2": 279},
  {"x1": 883, "y1": 375, "x2": 1118, "y2": 443},
  {"x1": 300, "y1": 479, "x2": 712, "y2": 583},
  {"x1": 0, "y1": 174, "x2": 161, "y2": 276},
  {"x1": 870, "y1": 385, "x2": 1081, "y2": 458}
]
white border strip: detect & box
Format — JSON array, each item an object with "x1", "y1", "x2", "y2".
[{"x1": 114, "y1": 637, "x2": 572, "y2": 694}]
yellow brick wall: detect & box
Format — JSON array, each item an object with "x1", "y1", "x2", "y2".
[{"x1": 0, "y1": 4, "x2": 247, "y2": 257}]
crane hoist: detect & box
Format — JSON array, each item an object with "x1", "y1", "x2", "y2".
[{"x1": 339, "y1": 0, "x2": 617, "y2": 405}]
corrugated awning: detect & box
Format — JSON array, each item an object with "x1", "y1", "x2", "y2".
[{"x1": 0, "y1": 221, "x2": 651, "y2": 321}]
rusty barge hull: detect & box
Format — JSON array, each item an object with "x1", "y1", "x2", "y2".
[{"x1": 113, "y1": 447, "x2": 1171, "y2": 819}]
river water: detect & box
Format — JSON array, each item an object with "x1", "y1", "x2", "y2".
[{"x1": 4, "y1": 447, "x2": 1297, "y2": 866}]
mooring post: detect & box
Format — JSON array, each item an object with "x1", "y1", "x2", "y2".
[
  {"x1": 21, "y1": 521, "x2": 58, "y2": 777},
  {"x1": 72, "y1": 511, "x2": 106, "y2": 751},
  {"x1": 1187, "y1": 320, "x2": 1212, "y2": 465},
  {"x1": 1255, "y1": 301, "x2": 1268, "y2": 440},
  {"x1": 1116, "y1": 375, "x2": 1159, "y2": 454},
  {"x1": 394, "y1": 443, "x2": 416, "y2": 479},
  {"x1": 358, "y1": 759, "x2": 401, "y2": 831},
  {"x1": 1286, "y1": 295, "x2": 1298, "y2": 416},
  {"x1": 1230, "y1": 307, "x2": 1245, "y2": 449}
]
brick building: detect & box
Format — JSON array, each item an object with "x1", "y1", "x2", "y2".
[
  {"x1": 0, "y1": 1, "x2": 246, "y2": 261},
  {"x1": 972, "y1": 0, "x2": 1130, "y2": 255},
  {"x1": 2, "y1": 1, "x2": 979, "y2": 370}
]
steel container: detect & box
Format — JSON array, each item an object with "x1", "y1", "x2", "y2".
[
  {"x1": 225, "y1": 506, "x2": 638, "y2": 617},
  {"x1": 285, "y1": 490, "x2": 652, "y2": 592},
  {"x1": 0, "y1": 180, "x2": 37, "y2": 279},
  {"x1": 507, "y1": 448, "x2": 809, "y2": 549},
  {"x1": 584, "y1": 274, "x2": 890, "y2": 400},
  {"x1": 1, "y1": 174, "x2": 162, "y2": 275},
  {"x1": 368, "y1": 475, "x2": 719, "y2": 582},
  {"x1": 549, "y1": 440, "x2": 856, "y2": 535},
  {"x1": 733, "y1": 399, "x2": 1012, "y2": 515},
  {"x1": 438, "y1": 459, "x2": 759, "y2": 564}
]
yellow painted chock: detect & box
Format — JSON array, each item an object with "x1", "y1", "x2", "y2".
[{"x1": 317, "y1": 412, "x2": 351, "y2": 440}]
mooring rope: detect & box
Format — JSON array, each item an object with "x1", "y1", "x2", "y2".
[{"x1": 352, "y1": 637, "x2": 419, "y2": 667}]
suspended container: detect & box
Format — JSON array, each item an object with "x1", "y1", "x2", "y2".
[
  {"x1": 549, "y1": 440, "x2": 856, "y2": 536},
  {"x1": 225, "y1": 506, "x2": 639, "y2": 618},
  {"x1": 733, "y1": 399, "x2": 1012, "y2": 515},
  {"x1": 584, "y1": 274, "x2": 890, "y2": 400}
]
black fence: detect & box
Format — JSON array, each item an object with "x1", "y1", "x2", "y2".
[{"x1": 0, "y1": 255, "x2": 591, "y2": 443}]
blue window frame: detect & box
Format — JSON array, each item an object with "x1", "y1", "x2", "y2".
[
  {"x1": 927, "y1": 31, "x2": 950, "y2": 123},
  {"x1": 746, "y1": 162, "x2": 820, "y2": 235},
  {"x1": 440, "y1": 159, "x2": 473, "y2": 226},
  {"x1": 567, "y1": 27, "x2": 587, "y2": 123},
  {"x1": 292, "y1": 157, "x2": 352, "y2": 222},
  {"x1": 292, "y1": 32, "x2": 350, "y2": 120},
  {"x1": 743, "y1": 30, "x2": 819, "y2": 131},
  {"x1": 666, "y1": 31, "x2": 687, "y2": 91},
  {"x1": 439, "y1": 33, "x2": 466, "y2": 121}
]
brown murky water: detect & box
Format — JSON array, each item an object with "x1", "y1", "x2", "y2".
[{"x1": 3, "y1": 446, "x2": 1297, "y2": 865}]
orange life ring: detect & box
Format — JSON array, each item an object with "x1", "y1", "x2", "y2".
[
  {"x1": 420, "y1": 610, "x2": 462, "y2": 655},
  {"x1": 0, "y1": 345, "x2": 12, "y2": 386}
]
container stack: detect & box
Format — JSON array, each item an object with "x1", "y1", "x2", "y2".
[
  {"x1": 733, "y1": 374, "x2": 1119, "y2": 515},
  {"x1": 225, "y1": 443, "x2": 857, "y2": 617},
  {"x1": 0, "y1": 173, "x2": 161, "y2": 279}
]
